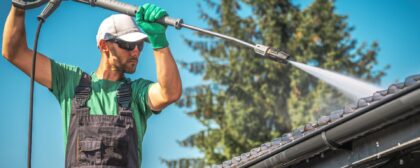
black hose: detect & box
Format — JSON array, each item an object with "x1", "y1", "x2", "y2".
[{"x1": 27, "y1": 18, "x2": 44, "y2": 168}]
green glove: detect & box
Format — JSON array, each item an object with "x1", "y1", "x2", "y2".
[{"x1": 135, "y1": 3, "x2": 169, "y2": 49}]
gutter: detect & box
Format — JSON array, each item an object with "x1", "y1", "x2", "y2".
[{"x1": 240, "y1": 76, "x2": 420, "y2": 168}]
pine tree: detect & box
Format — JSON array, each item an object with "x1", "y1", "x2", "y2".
[{"x1": 164, "y1": 0, "x2": 388, "y2": 167}]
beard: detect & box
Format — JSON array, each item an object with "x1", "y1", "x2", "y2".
[
  {"x1": 123, "y1": 60, "x2": 138, "y2": 74},
  {"x1": 109, "y1": 44, "x2": 138, "y2": 74}
]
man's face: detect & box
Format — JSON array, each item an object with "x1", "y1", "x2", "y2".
[{"x1": 106, "y1": 40, "x2": 144, "y2": 74}]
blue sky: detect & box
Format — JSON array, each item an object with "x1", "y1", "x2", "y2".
[{"x1": 0, "y1": 0, "x2": 419, "y2": 167}]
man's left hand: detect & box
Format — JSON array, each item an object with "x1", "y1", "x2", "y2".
[{"x1": 135, "y1": 3, "x2": 169, "y2": 49}]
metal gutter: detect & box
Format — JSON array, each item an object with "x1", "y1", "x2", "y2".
[{"x1": 240, "y1": 76, "x2": 420, "y2": 168}]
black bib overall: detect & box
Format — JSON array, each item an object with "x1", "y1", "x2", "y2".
[{"x1": 65, "y1": 73, "x2": 139, "y2": 168}]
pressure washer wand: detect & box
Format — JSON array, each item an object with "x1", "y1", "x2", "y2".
[{"x1": 73, "y1": 0, "x2": 291, "y2": 64}]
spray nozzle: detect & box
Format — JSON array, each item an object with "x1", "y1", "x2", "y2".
[{"x1": 254, "y1": 44, "x2": 290, "y2": 64}]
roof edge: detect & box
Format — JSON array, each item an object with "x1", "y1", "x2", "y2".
[{"x1": 242, "y1": 80, "x2": 420, "y2": 168}]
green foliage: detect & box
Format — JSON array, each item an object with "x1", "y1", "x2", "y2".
[
  {"x1": 161, "y1": 158, "x2": 205, "y2": 168},
  {"x1": 164, "y1": 0, "x2": 388, "y2": 167}
]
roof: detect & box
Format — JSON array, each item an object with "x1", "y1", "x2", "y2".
[{"x1": 214, "y1": 74, "x2": 420, "y2": 168}]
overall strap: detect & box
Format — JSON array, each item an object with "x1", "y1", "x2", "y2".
[
  {"x1": 117, "y1": 81, "x2": 133, "y2": 116},
  {"x1": 72, "y1": 72, "x2": 92, "y2": 117}
]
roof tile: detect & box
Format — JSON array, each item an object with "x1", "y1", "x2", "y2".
[
  {"x1": 317, "y1": 115, "x2": 330, "y2": 126},
  {"x1": 343, "y1": 104, "x2": 357, "y2": 114},
  {"x1": 357, "y1": 99, "x2": 368, "y2": 108},
  {"x1": 372, "y1": 91, "x2": 384, "y2": 101},
  {"x1": 304, "y1": 122, "x2": 317, "y2": 131}
]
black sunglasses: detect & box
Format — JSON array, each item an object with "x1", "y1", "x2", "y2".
[{"x1": 107, "y1": 38, "x2": 144, "y2": 51}]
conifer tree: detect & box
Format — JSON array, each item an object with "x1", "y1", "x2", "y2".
[{"x1": 163, "y1": 0, "x2": 388, "y2": 167}]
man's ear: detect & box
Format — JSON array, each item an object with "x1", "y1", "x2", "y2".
[{"x1": 99, "y1": 40, "x2": 109, "y2": 52}]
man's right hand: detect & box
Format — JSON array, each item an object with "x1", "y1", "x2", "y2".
[{"x1": 2, "y1": 5, "x2": 52, "y2": 89}]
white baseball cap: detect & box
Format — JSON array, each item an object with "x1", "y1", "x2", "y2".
[{"x1": 96, "y1": 14, "x2": 148, "y2": 46}]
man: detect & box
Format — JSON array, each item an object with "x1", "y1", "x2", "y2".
[{"x1": 2, "y1": 3, "x2": 181, "y2": 168}]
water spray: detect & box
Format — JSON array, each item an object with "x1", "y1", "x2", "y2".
[{"x1": 290, "y1": 61, "x2": 383, "y2": 101}]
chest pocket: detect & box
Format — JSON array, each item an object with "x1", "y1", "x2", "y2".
[{"x1": 77, "y1": 120, "x2": 136, "y2": 166}]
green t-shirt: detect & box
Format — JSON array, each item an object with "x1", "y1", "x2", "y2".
[{"x1": 49, "y1": 59, "x2": 155, "y2": 166}]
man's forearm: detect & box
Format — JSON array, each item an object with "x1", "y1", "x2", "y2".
[
  {"x1": 153, "y1": 47, "x2": 182, "y2": 102},
  {"x1": 2, "y1": 6, "x2": 28, "y2": 60}
]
